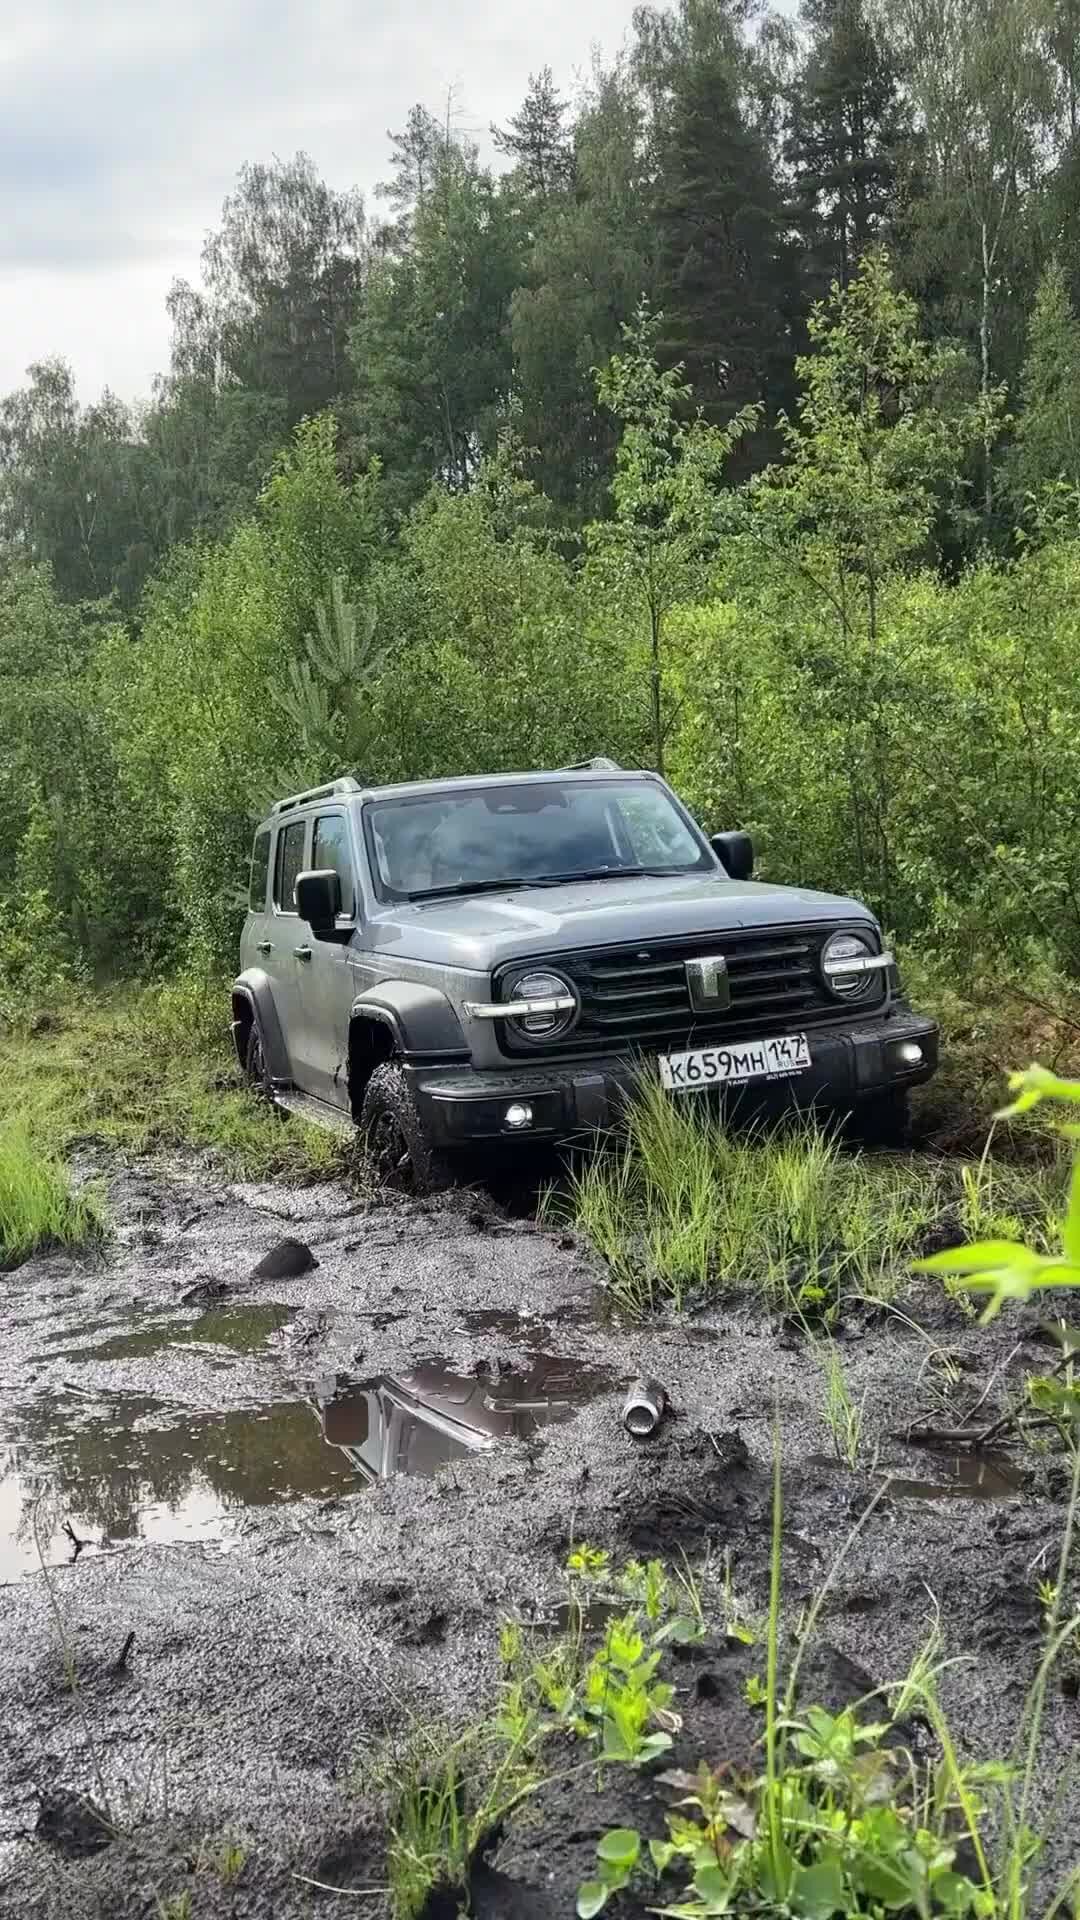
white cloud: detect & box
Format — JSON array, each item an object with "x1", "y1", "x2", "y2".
[{"x1": 0, "y1": 0, "x2": 644, "y2": 401}]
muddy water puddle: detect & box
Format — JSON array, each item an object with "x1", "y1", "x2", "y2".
[
  {"x1": 39, "y1": 1301, "x2": 296, "y2": 1364},
  {"x1": 806, "y1": 1447, "x2": 1025, "y2": 1502},
  {"x1": 2, "y1": 1352, "x2": 617, "y2": 1583}
]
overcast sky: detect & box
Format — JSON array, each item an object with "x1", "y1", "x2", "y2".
[{"x1": 0, "y1": 0, "x2": 683, "y2": 405}]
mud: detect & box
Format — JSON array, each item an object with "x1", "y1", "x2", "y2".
[{"x1": 0, "y1": 1152, "x2": 1077, "y2": 1918}]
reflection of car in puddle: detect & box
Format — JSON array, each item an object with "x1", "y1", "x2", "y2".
[{"x1": 315, "y1": 1354, "x2": 617, "y2": 1485}]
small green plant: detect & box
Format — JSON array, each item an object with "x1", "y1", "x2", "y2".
[
  {"x1": 576, "y1": 1827, "x2": 641, "y2": 1916},
  {"x1": 815, "y1": 1339, "x2": 867, "y2": 1468},
  {"x1": 196, "y1": 1831, "x2": 247, "y2": 1883},
  {"x1": 581, "y1": 1612, "x2": 679, "y2": 1765},
  {"x1": 384, "y1": 1706, "x2": 546, "y2": 1920},
  {"x1": 0, "y1": 1119, "x2": 104, "y2": 1268},
  {"x1": 156, "y1": 1896, "x2": 192, "y2": 1920}
]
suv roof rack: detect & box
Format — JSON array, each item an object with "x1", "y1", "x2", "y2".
[
  {"x1": 272, "y1": 776, "x2": 363, "y2": 816},
  {"x1": 562, "y1": 756, "x2": 622, "y2": 772}
]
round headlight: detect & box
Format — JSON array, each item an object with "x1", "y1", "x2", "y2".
[
  {"x1": 822, "y1": 930, "x2": 876, "y2": 998},
  {"x1": 508, "y1": 969, "x2": 578, "y2": 1040}
]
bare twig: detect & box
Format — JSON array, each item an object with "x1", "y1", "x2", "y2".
[{"x1": 62, "y1": 1521, "x2": 89, "y2": 1561}]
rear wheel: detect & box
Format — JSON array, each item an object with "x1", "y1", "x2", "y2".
[
  {"x1": 244, "y1": 1019, "x2": 273, "y2": 1101},
  {"x1": 360, "y1": 1062, "x2": 452, "y2": 1195},
  {"x1": 850, "y1": 1088, "x2": 911, "y2": 1149}
]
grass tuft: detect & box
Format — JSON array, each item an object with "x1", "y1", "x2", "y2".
[
  {"x1": 0, "y1": 1119, "x2": 104, "y2": 1268},
  {"x1": 568, "y1": 1077, "x2": 933, "y2": 1313}
]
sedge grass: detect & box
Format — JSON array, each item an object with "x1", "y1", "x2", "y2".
[
  {"x1": 568, "y1": 1077, "x2": 933, "y2": 1312},
  {"x1": 0, "y1": 1119, "x2": 104, "y2": 1267}
]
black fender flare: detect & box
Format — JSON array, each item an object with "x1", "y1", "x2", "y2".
[
  {"x1": 349, "y1": 980, "x2": 468, "y2": 1060},
  {"x1": 232, "y1": 970, "x2": 290, "y2": 1083}
]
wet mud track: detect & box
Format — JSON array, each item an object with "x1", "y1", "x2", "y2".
[{"x1": 0, "y1": 1155, "x2": 1076, "y2": 1916}]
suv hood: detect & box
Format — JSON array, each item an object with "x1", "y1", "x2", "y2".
[{"x1": 367, "y1": 872, "x2": 877, "y2": 972}]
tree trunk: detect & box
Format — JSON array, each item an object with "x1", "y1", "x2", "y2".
[
  {"x1": 650, "y1": 600, "x2": 664, "y2": 776},
  {"x1": 980, "y1": 219, "x2": 993, "y2": 521}
]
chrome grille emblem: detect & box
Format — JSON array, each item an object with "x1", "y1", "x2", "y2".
[{"x1": 685, "y1": 954, "x2": 731, "y2": 1012}]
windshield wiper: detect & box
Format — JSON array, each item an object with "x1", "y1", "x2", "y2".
[
  {"x1": 407, "y1": 878, "x2": 534, "y2": 900},
  {"x1": 408, "y1": 866, "x2": 693, "y2": 901},
  {"x1": 524, "y1": 866, "x2": 693, "y2": 885}
]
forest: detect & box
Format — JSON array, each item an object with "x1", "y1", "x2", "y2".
[{"x1": 2, "y1": 0, "x2": 1080, "y2": 1009}]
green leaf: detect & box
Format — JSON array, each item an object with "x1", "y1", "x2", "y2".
[
  {"x1": 913, "y1": 1240, "x2": 1043, "y2": 1275},
  {"x1": 932, "y1": 1869, "x2": 981, "y2": 1913},
  {"x1": 792, "y1": 1856, "x2": 846, "y2": 1919},
  {"x1": 854, "y1": 1853, "x2": 916, "y2": 1906},
  {"x1": 691, "y1": 1860, "x2": 733, "y2": 1909},
  {"x1": 597, "y1": 1829, "x2": 640, "y2": 1872},
  {"x1": 576, "y1": 1881, "x2": 608, "y2": 1918},
  {"x1": 649, "y1": 1837, "x2": 678, "y2": 1874}
]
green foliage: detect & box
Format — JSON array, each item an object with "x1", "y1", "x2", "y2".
[
  {"x1": 0, "y1": 983, "x2": 340, "y2": 1183},
  {"x1": 588, "y1": 301, "x2": 758, "y2": 770},
  {"x1": 0, "y1": 1120, "x2": 103, "y2": 1269},
  {"x1": 916, "y1": 1064, "x2": 1080, "y2": 1320},
  {"x1": 577, "y1": 1827, "x2": 640, "y2": 1915},
  {"x1": 350, "y1": 141, "x2": 523, "y2": 506},
  {"x1": 1005, "y1": 259, "x2": 1080, "y2": 512}
]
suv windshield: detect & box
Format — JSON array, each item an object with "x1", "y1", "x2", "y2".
[{"x1": 364, "y1": 779, "x2": 713, "y2": 900}]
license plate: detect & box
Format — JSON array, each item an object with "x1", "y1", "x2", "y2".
[{"x1": 659, "y1": 1033, "x2": 811, "y2": 1092}]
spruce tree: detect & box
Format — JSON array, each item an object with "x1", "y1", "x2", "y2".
[
  {"x1": 1005, "y1": 259, "x2": 1080, "y2": 510},
  {"x1": 786, "y1": 0, "x2": 910, "y2": 299},
  {"x1": 654, "y1": 48, "x2": 798, "y2": 442}
]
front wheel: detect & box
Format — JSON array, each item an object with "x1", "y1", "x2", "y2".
[
  {"x1": 359, "y1": 1062, "x2": 452, "y2": 1195},
  {"x1": 849, "y1": 1089, "x2": 911, "y2": 1149}
]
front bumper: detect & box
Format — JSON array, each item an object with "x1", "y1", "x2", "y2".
[{"x1": 410, "y1": 1006, "x2": 939, "y2": 1147}]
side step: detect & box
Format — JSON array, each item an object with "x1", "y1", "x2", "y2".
[{"x1": 274, "y1": 1090, "x2": 356, "y2": 1139}]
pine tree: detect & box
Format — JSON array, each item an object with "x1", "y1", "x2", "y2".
[
  {"x1": 492, "y1": 67, "x2": 573, "y2": 202},
  {"x1": 786, "y1": 0, "x2": 910, "y2": 299}
]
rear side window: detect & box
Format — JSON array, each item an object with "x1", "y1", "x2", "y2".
[
  {"x1": 274, "y1": 819, "x2": 307, "y2": 911},
  {"x1": 313, "y1": 813, "x2": 356, "y2": 918},
  {"x1": 249, "y1": 829, "x2": 271, "y2": 911}
]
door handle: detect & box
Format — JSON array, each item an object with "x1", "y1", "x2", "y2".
[
  {"x1": 256, "y1": 940, "x2": 272, "y2": 956},
  {"x1": 294, "y1": 945, "x2": 312, "y2": 962}
]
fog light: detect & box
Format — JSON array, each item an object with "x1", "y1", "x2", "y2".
[
  {"x1": 504, "y1": 1102, "x2": 534, "y2": 1130},
  {"x1": 897, "y1": 1042, "x2": 923, "y2": 1066}
]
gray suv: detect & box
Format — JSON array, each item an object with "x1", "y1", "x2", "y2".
[{"x1": 232, "y1": 762, "x2": 937, "y2": 1187}]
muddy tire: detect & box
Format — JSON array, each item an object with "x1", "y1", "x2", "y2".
[
  {"x1": 850, "y1": 1088, "x2": 910, "y2": 1149},
  {"x1": 244, "y1": 1019, "x2": 274, "y2": 1101},
  {"x1": 360, "y1": 1062, "x2": 452, "y2": 1195}
]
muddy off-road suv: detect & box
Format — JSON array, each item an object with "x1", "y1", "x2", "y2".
[{"x1": 232, "y1": 762, "x2": 938, "y2": 1187}]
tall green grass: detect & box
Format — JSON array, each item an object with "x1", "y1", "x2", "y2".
[
  {"x1": 0, "y1": 1120, "x2": 104, "y2": 1268},
  {"x1": 568, "y1": 1078, "x2": 934, "y2": 1312}
]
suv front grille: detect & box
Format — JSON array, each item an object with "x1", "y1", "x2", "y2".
[{"x1": 495, "y1": 927, "x2": 886, "y2": 1056}]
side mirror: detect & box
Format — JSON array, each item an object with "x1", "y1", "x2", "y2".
[
  {"x1": 710, "y1": 831, "x2": 754, "y2": 881},
  {"x1": 296, "y1": 868, "x2": 346, "y2": 941}
]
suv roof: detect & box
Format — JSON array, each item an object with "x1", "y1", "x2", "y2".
[{"x1": 269, "y1": 761, "x2": 644, "y2": 817}]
